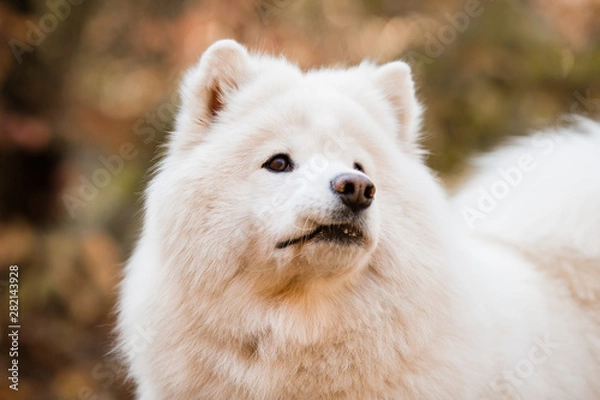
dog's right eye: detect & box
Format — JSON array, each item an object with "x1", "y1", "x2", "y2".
[{"x1": 263, "y1": 154, "x2": 293, "y2": 173}]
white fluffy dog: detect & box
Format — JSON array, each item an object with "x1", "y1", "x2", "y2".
[{"x1": 117, "y1": 40, "x2": 600, "y2": 399}]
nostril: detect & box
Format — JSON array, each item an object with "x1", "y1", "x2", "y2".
[
  {"x1": 342, "y1": 182, "x2": 355, "y2": 195},
  {"x1": 332, "y1": 175, "x2": 355, "y2": 195},
  {"x1": 364, "y1": 184, "x2": 376, "y2": 199}
]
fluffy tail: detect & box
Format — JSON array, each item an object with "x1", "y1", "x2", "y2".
[{"x1": 453, "y1": 117, "x2": 600, "y2": 302}]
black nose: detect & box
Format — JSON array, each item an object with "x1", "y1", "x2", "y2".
[{"x1": 330, "y1": 173, "x2": 376, "y2": 212}]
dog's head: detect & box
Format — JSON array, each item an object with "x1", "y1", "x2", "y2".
[{"x1": 150, "y1": 40, "x2": 435, "y2": 293}]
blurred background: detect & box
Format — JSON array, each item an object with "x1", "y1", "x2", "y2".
[{"x1": 0, "y1": 0, "x2": 598, "y2": 398}]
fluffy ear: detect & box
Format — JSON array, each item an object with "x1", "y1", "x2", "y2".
[
  {"x1": 174, "y1": 39, "x2": 251, "y2": 152},
  {"x1": 374, "y1": 61, "x2": 423, "y2": 149}
]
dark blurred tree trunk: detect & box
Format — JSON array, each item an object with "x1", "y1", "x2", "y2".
[{"x1": 0, "y1": 0, "x2": 94, "y2": 224}]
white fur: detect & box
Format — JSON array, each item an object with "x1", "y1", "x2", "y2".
[{"x1": 117, "y1": 40, "x2": 600, "y2": 399}]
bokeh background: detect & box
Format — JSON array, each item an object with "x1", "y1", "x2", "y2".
[{"x1": 0, "y1": 0, "x2": 599, "y2": 398}]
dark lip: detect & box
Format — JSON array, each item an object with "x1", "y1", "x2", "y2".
[{"x1": 276, "y1": 223, "x2": 364, "y2": 249}]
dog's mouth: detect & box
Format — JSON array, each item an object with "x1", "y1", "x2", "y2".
[{"x1": 276, "y1": 224, "x2": 364, "y2": 249}]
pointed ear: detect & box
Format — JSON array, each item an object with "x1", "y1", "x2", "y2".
[
  {"x1": 374, "y1": 61, "x2": 423, "y2": 150},
  {"x1": 174, "y1": 40, "x2": 251, "y2": 152}
]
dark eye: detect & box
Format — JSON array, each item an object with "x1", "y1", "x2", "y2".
[
  {"x1": 263, "y1": 154, "x2": 293, "y2": 173},
  {"x1": 353, "y1": 162, "x2": 364, "y2": 173}
]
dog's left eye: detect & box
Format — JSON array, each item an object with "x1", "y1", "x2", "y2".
[
  {"x1": 263, "y1": 154, "x2": 293, "y2": 173},
  {"x1": 353, "y1": 162, "x2": 365, "y2": 173}
]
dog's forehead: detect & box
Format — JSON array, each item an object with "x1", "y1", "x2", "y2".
[
  {"x1": 270, "y1": 105, "x2": 358, "y2": 150},
  {"x1": 269, "y1": 86, "x2": 369, "y2": 127},
  {"x1": 288, "y1": 107, "x2": 342, "y2": 133}
]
